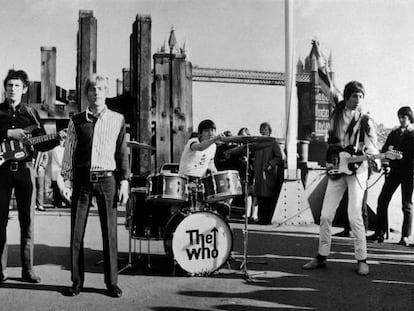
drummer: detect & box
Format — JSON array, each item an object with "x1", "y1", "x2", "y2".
[
  {"x1": 178, "y1": 119, "x2": 225, "y2": 207},
  {"x1": 179, "y1": 119, "x2": 225, "y2": 180}
]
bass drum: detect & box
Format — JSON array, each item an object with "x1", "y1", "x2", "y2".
[
  {"x1": 126, "y1": 190, "x2": 171, "y2": 239},
  {"x1": 164, "y1": 211, "x2": 233, "y2": 276}
]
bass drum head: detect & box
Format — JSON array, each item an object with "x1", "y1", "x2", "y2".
[{"x1": 167, "y1": 211, "x2": 233, "y2": 276}]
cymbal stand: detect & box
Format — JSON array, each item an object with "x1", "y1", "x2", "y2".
[{"x1": 238, "y1": 142, "x2": 267, "y2": 282}]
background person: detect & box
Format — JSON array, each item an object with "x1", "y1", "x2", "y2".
[
  {"x1": 367, "y1": 106, "x2": 414, "y2": 246},
  {"x1": 50, "y1": 129, "x2": 67, "y2": 208},
  {"x1": 253, "y1": 122, "x2": 284, "y2": 225},
  {"x1": 237, "y1": 127, "x2": 258, "y2": 222},
  {"x1": 33, "y1": 151, "x2": 49, "y2": 211}
]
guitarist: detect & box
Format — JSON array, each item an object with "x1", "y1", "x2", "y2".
[
  {"x1": 302, "y1": 81, "x2": 380, "y2": 276},
  {"x1": 0, "y1": 69, "x2": 58, "y2": 284},
  {"x1": 367, "y1": 106, "x2": 414, "y2": 246}
]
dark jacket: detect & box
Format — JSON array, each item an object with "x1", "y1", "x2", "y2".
[
  {"x1": 382, "y1": 126, "x2": 414, "y2": 173},
  {"x1": 253, "y1": 141, "x2": 283, "y2": 197},
  {"x1": 0, "y1": 100, "x2": 59, "y2": 158}
]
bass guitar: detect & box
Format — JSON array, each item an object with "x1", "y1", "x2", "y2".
[
  {"x1": 0, "y1": 126, "x2": 59, "y2": 167},
  {"x1": 326, "y1": 146, "x2": 402, "y2": 179}
]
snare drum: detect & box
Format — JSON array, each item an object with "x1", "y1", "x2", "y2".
[
  {"x1": 201, "y1": 170, "x2": 242, "y2": 202},
  {"x1": 146, "y1": 173, "x2": 189, "y2": 204},
  {"x1": 164, "y1": 211, "x2": 233, "y2": 276}
]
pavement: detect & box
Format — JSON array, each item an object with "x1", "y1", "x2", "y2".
[{"x1": 0, "y1": 201, "x2": 414, "y2": 311}]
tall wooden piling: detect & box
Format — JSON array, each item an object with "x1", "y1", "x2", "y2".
[
  {"x1": 40, "y1": 47, "x2": 57, "y2": 116},
  {"x1": 77, "y1": 10, "x2": 97, "y2": 112},
  {"x1": 153, "y1": 48, "x2": 193, "y2": 169},
  {"x1": 130, "y1": 15, "x2": 152, "y2": 174},
  {"x1": 171, "y1": 55, "x2": 193, "y2": 163}
]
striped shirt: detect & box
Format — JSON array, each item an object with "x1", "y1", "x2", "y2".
[{"x1": 61, "y1": 106, "x2": 128, "y2": 182}]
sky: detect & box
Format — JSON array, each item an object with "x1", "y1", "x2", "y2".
[{"x1": 1, "y1": 0, "x2": 414, "y2": 135}]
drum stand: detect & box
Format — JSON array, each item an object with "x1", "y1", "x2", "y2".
[{"x1": 234, "y1": 143, "x2": 267, "y2": 282}]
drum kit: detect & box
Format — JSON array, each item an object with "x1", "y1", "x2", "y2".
[{"x1": 122, "y1": 136, "x2": 275, "y2": 280}]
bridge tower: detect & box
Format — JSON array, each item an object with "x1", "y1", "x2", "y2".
[{"x1": 297, "y1": 44, "x2": 334, "y2": 165}]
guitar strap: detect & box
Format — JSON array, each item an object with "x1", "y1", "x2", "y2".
[{"x1": 346, "y1": 113, "x2": 362, "y2": 153}]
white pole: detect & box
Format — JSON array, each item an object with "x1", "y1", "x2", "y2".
[{"x1": 285, "y1": 0, "x2": 298, "y2": 177}]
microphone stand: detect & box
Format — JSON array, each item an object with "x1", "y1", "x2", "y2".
[{"x1": 237, "y1": 142, "x2": 267, "y2": 282}]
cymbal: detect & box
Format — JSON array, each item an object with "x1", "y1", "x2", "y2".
[
  {"x1": 221, "y1": 135, "x2": 276, "y2": 144},
  {"x1": 223, "y1": 142, "x2": 274, "y2": 156},
  {"x1": 127, "y1": 141, "x2": 155, "y2": 150}
]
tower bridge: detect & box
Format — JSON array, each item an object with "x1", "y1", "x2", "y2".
[{"x1": 192, "y1": 66, "x2": 311, "y2": 85}]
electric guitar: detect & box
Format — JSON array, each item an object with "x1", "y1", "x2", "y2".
[
  {"x1": 0, "y1": 126, "x2": 59, "y2": 167},
  {"x1": 326, "y1": 146, "x2": 403, "y2": 179}
]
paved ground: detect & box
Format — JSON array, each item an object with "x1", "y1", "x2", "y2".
[{"x1": 1, "y1": 194, "x2": 414, "y2": 311}]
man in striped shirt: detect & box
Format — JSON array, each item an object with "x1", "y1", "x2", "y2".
[{"x1": 61, "y1": 74, "x2": 129, "y2": 298}]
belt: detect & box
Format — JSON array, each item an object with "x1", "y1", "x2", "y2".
[
  {"x1": 1, "y1": 161, "x2": 29, "y2": 172},
  {"x1": 90, "y1": 171, "x2": 114, "y2": 182}
]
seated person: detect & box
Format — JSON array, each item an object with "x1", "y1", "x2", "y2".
[{"x1": 178, "y1": 119, "x2": 224, "y2": 210}]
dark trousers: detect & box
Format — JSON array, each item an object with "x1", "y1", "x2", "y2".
[
  {"x1": 0, "y1": 162, "x2": 35, "y2": 274},
  {"x1": 376, "y1": 172, "x2": 413, "y2": 238},
  {"x1": 257, "y1": 196, "x2": 278, "y2": 224},
  {"x1": 71, "y1": 171, "x2": 118, "y2": 286},
  {"x1": 52, "y1": 181, "x2": 64, "y2": 208}
]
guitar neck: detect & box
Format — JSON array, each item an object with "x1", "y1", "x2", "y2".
[
  {"x1": 347, "y1": 153, "x2": 385, "y2": 164},
  {"x1": 28, "y1": 134, "x2": 56, "y2": 145}
]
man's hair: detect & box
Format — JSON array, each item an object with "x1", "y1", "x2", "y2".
[
  {"x1": 238, "y1": 127, "x2": 250, "y2": 136},
  {"x1": 343, "y1": 81, "x2": 365, "y2": 100},
  {"x1": 3, "y1": 69, "x2": 29, "y2": 89},
  {"x1": 260, "y1": 122, "x2": 272, "y2": 134},
  {"x1": 84, "y1": 74, "x2": 108, "y2": 95},
  {"x1": 397, "y1": 106, "x2": 414, "y2": 123},
  {"x1": 197, "y1": 119, "x2": 216, "y2": 134}
]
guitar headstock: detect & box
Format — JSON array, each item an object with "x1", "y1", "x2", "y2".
[{"x1": 385, "y1": 150, "x2": 403, "y2": 160}]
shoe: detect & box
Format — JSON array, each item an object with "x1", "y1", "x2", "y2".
[
  {"x1": 302, "y1": 258, "x2": 326, "y2": 270},
  {"x1": 248, "y1": 217, "x2": 259, "y2": 224},
  {"x1": 36, "y1": 206, "x2": 45, "y2": 211},
  {"x1": 357, "y1": 262, "x2": 369, "y2": 276},
  {"x1": 398, "y1": 237, "x2": 410, "y2": 247},
  {"x1": 334, "y1": 230, "x2": 351, "y2": 237},
  {"x1": 21, "y1": 270, "x2": 41, "y2": 283},
  {"x1": 107, "y1": 285, "x2": 122, "y2": 298},
  {"x1": 68, "y1": 282, "x2": 83, "y2": 296},
  {"x1": 0, "y1": 272, "x2": 7, "y2": 284},
  {"x1": 367, "y1": 233, "x2": 384, "y2": 243}
]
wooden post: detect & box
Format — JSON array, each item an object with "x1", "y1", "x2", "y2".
[
  {"x1": 122, "y1": 68, "x2": 130, "y2": 93},
  {"x1": 40, "y1": 47, "x2": 57, "y2": 116},
  {"x1": 171, "y1": 56, "x2": 193, "y2": 163},
  {"x1": 153, "y1": 53, "x2": 171, "y2": 169},
  {"x1": 130, "y1": 15, "x2": 152, "y2": 174},
  {"x1": 77, "y1": 10, "x2": 97, "y2": 112}
]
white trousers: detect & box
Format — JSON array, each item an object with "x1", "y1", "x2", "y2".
[{"x1": 319, "y1": 172, "x2": 368, "y2": 261}]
